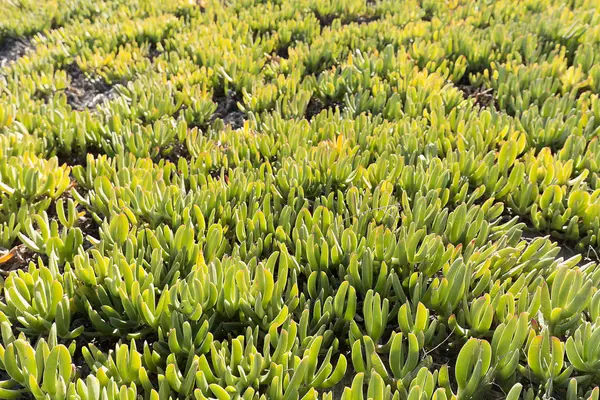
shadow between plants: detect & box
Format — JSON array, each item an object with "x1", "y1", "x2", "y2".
[
  {"x1": 65, "y1": 63, "x2": 119, "y2": 110},
  {"x1": 147, "y1": 42, "x2": 163, "y2": 62},
  {"x1": 315, "y1": 12, "x2": 336, "y2": 28},
  {"x1": 0, "y1": 244, "x2": 41, "y2": 274},
  {"x1": 211, "y1": 90, "x2": 246, "y2": 129},
  {"x1": 0, "y1": 37, "x2": 32, "y2": 67},
  {"x1": 455, "y1": 77, "x2": 497, "y2": 108},
  {"x1": 340, "y1": 14, "x2": 380, "y2": 26},
  {"x1": 305, "y1": 97, "x2": 344, "y2": 120}
]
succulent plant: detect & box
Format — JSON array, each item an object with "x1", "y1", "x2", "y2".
[{"x1": 2, "y1": 0, "x2": 600, "y2": 398}]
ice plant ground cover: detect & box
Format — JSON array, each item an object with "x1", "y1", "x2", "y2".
[{"x1": 2, "y1": 0, "x2": 600, "y2": 398}]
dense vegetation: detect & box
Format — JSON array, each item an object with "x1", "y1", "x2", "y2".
[{"x1": 1, "y1": 0, "x2": 600, "y2": 398}]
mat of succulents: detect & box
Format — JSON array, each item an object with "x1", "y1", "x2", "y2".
[{"x1": 1, "y1": 0, "x2": 600, "y2": 399}]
